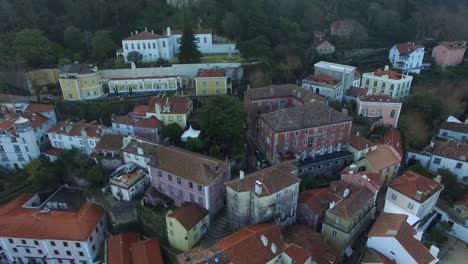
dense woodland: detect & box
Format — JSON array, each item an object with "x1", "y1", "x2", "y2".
[{"x1": 1, "y1": 0, "x2": 468, "y2": 78}]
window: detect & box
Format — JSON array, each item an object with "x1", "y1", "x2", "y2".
[
  {"x1": 391, "y1": 251, "x2": 395, "y2": 255},
  {"x1": 76, "y1": 242, "x2": 81, "y2": 248},
  {"x1": 407, "y1": 203, "x2": 414, "y2": 210},
  {"x1": 177, "y1": 177, "x2": 181, "y2": 184},
  {"x1": 456, "y1": 163, "x2": 463, "y2": 169},
  {"x1": 198, "y1": 185, "x2": 202, "y2": 192},
  {"x1": 79, "y1": 251, "x2": 84, "y2": 257},
  {"x1": 50, "y1": 241, "x2": 56, "y2": 246},
  {"x1": 21, "y1": 240, "x2": 26, "y2": 245},
  {"x1": 391, "y1": 193, "x2": 397, "y2": 200},
  {"x1": 34, "y1": 241, "x2": 39, "y2": 246},
  {"x1": 8, "y1": 239, "x2": 13, "y2": 243},
  {"x1": 178, "y1": 189, "x2": 183, "y2": 197},
  {"x1": 137, "y1": 43, "x2": 140, "y2": 49},
  {"x1": 13, "y1": 248, "x2": 18, "y2": 253},
  {"x1": 66, "y1": 251, "x2": 71, "y2": 256},
  {"x1": 92, "y1": 245, "x2": 96, "y2": 251},
  {"x1": 38, "y1": 249, "x2": 43, "y2": 254},
  {"x1": 158, "y1": 171, "x2": 162, "y2": 177},
  {"x1": 190, "y1": 193, "x2": 194, "y2": 201},
  {"x1": 390, "y1": 109, "x2": 396, "y2": 118},
  {"x1": 54, "y1": 250, "x2": 59, "y2": 255},
  {"x1": 433, "y1": 158, "x2": 441, "y2": 165},
  {"x1": 177, "y1": 116, "x2": 182, "y2": 121},
  {"x1": 25, "y1": 248, "x2": 30, "y2": 254},
  {"x1": 199, "y1": 197, "x2": 203, "y2": 205},
  {"x1": 332, "y1": 230, "x2": 337, "y2": 237},
  {"x1": 168, "y1": 174, "x2": 172, "y2": 181},
  {"x1": 170, "y1": 230, "x2": 174, "y2": 236},
  {"x1": 63, "y1": 241, "x2": 68, "y2": 247}
]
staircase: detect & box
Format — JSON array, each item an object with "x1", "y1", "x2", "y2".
[{"x1": 201, "y1": 210, "x2": 233, "y2": 248}]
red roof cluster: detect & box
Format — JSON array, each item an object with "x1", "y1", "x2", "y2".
[
  {"x1": 305, "y1": 74, "x2": 339, "y2": 85},
  {"x1": 389, "y1": 171, "x2": 443, "y2": 203},
  {"x1": 197, "y1": 69, "x2": 226, "y2": 78},
  {"x1": 346, "y1": 87, "x2": 368, "y2": 98},
  {"x1": 168, "y1": 202, "x2": 208, "y2": 230},
  {"x1": 147, "y1": 96, "x2": 191, "y2": 114},
  {"x1": 373, "y1": 69, "x2": 403, "y2": 80},
  {"x1": 395, "y1": 42, "x2": 424, "y2": 55},
  {"x1": 134, "y1": 116, "x2": 161, "y2": 129},
  {"x1": 107, "y1": 232, "x2": 164, "y2": 264}
]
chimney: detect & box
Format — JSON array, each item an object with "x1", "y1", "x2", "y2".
[
  {"x1": 166, "y1": 26, "x2": 171, "y2": 36},
  {"x1": 131, "y1": 31, "x2": 133, "y2": 35},
  {"x1": 349, "y1": 164, "x2": 357, "y2": 174},
  {"x1": 415, "y1": 190, "x2": 422, "y2": 201},
  {"x1": 356, "y1": 131, "x2": 360, "y2": 137},
  {"x1": 255, "y1": 180, "x2": 263, "y2": 195},
  {"x1": 434, "y1": 175, "x2": 442, "y2": 183},
  {"x1": 429, "y1": 245, "x2": 440, "y2": 258},
  {"x1": 298, "y1": 91, "x2": 302, "y2": 98},
  {"x1": 343, "y1": 188, "x2": 350, "y2": 198},
  {"x1": 239, "y1": 170, "x2": 245, "y2": 179},
  {"x1": 135, "y1": 30, "x2": 138, "y2": 34},
  {"x1": 329, "y1": 201, "x2": 336, "y2": 209},
  {"x1": 384, "y1": 65, "x2": 389, "y2": 71}
]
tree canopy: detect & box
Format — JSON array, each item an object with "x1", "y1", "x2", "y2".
[{"x1": 177, "y1": 19, "x2": 202, "y2": 63}]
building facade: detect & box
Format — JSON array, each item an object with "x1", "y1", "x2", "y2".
[
  {"x1": 225, "y1": 165, "x2": 301, "y2": 230},
  {"x1": 356, "y1": 95, "x2": 402, "y2": 127},
  {"x1": 315, "y1": 40, "x2": 335, "y2": 56},
  {"x1": 47, "y1": 120, "x2": 111, "y2": 155},
  {"x1": 384, "y1": 171, "x2": 443, "y2": 227},
  {"x1": 357, "y1": 145, "x2": 401, "y2": 185},
  {"x1": 194, "y1": 69, "x2": 229, "y2": 96},
  {"x1": 92, "y1": 134, "x2": 124, "y2": 170},
  {"x1": 0, "y1": 187, "x2": 107, "y2": 264},
  {"x1": 108, "y1": 75, "x2": 182, "y2": 94},
  {"x1": 109, "y1": 164, "x2": 150, "y2": 201},
  {"x1": 314, "y1": 61, "x2": 356, "y2": 91},
  {"x1": 389, "y1": 43, "x2": 425, "y2": 74},
  {"x1": 166, "y1": 202, "x2": 209, "y2": 252},
  {"x1": 59, "y1": 63, "x2": 103, "y2": 101},
  {"x1": 145, "y1": 96, "x2": 193, "y2": 128},
  {"x1": 0, "y1": 103, "x2": 57, "y2": 169},
  {"x1": 302, "y1": 74, "x2": 344, "y2": 101},
  {"x1": 360, "y1": 66, "x2": 413, "y2": 101},
  {"x1": 432, "y1": 41, "x2": 466, "y2": 67}
]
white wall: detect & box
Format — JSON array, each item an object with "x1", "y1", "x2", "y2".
[
  {"x1": 389, "y1": 46, "x2": 425, "y2": 74},
  {"x1": 367, "y1": 237, "x2": 417, "y2": 264},
  {"x1": 428, "y1": 155, "x2": 468, "y2": 181},
  {"x1": 112, "y1": 123, "x2": 135, "y2": 136},
  {"x1": 435, "y1": 206, "x2": 468, "y2": 243}
]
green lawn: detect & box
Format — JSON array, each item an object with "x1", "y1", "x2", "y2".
[{"x1": 171, "y1": 53, "x2": 244, "y2": 64}]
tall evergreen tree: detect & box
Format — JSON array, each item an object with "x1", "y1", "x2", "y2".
[{"x1": 178, "y1": 20, "x2": 202, "y2": 63}]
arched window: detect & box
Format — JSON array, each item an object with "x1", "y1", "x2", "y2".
[
  {"x1": 390, "y1": 109, "x2": 396, "y2": 118},
  {"x1": 137, "y1": 43, "x2": 140, "y2": 49},
  {"x1": 143, "y1": 43, "x2": 146, "y2": 49},
  {"x1": 162, "y1": 41, "x2": 166, "y2": 48},
  {"x1": 125, "y1": 44, "x2": 128, "y2": 50},
  {"x1": 153, "y1": 43, "x2": 156, "y2": 49},
  {"x1": 131, "y1": 43, "x2": 134, "y2": 49},
  {"x1": 148, "y1": 42, "x2": 151, "y2": 49}
]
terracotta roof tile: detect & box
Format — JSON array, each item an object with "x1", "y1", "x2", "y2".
[
  {"x1": 147, "y1": 96, "x2": 191, "y2": 114},
  {"x1": 365, "y1": 145, "x2": 401, "y2": 170},
  {"x1": 439, "y1": 41, "x2": 466, "y2": 50},
  {"x1": 349, "y1": 134, "x2": 376, "y2": 151},
  {"x1": 134, "y1": 116, "x2": 161, "y2": 129},
  {"x1": 246, "y1": 84, "x2": 326, "y2": 102},
  {"x1": 395, "y1": 42, "x2": 424, "y2": 55},
  {"x1": 225, "y1": 165, "x2": 300, "y2": 197},
  {"x1": 0, "y1": 195, "x2": 105, "y2": 241},
  {"x1": 346, "y1": 87, "x2": 368, "y2": 98},
  {"x1": 432, "y1": 140, "x2": 468, "y2": 161},
  {"x1": 113, "y1": 115, "x2": 136, "y2": 126},
  {"x1": 304, "y1": 74, "x2": 340, "y2": 86},
  {"x1": 455, "y1": 194, "x2": 468, "y2": 208},
  {"x1": 361, "y1": 248, "x2": 393, "y2": 264},
  {"x1": 110, "y1": 75, "x2": 178, "y2": 81},
  {"x1": 25, "y1": 103, "x2": 55, "y2": 113},
  {"x1": 327, "y1": 182, "x2": 374, "y2": 220},
  {"x1": 380, "y1": 126, "x2": 403, "y2": 157},
  {"x1": 260, "y1": 101, "x2": 352, "y2": 132},
  {"x1": 440, "y1": 120, "x2": 468, "y2": 134},
  {"x1": 95, "y1": 134, "x2": 124, "y2": 151},
  {"x1": 368, "y1": 213, "x2": 435, "y2": 264},
  {"x1": 168, "y1": 202, "x2": 208, "y2": 230},
  {"x1": 130, "y1": 105, "x2": 150, "y2": 117},
  {"x1": 197, "y1": 69, "x2": 226, "y2": 78},
  {"x1": 283, "y1": 244, "x2": 311, "y2": 264},
  {"x1": 107, "y1": 233, "x2": 138, "y2": 264},
  {"x1": 389, "y1": 171, "x2": 443, "y2": 203},
  {"x1": 123, "y1": 31, "x2": 167, "y2": 41},
  {"x1": 20, "y1": 112, "x2": 48, "y2": 128},
  {"x1": 373, "y1": 69, "x2": 404, "y2": 80},
  {"x1": 47, "y1": 120, "x2": 110, "y2": 138},
  {"x1": 131, "y1": 239, "x2": 164, "y2": 264},
  {"x1": 283, "y1": 225, "x2": 339, "y2": 264},
  {"x1": 298, "y1": 188, "x2": 340, "y2": 215}
]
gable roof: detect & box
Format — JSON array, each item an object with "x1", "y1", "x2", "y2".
[
  {"x1": 260, "y1": 102, "x2": 352, "y2": 132},
  {"x1": 298, "y1": 188, "x2": 340, "y2": 215},
  {"x1": 432, "y1": 140, "x2": 468, "y2": 161},
  {"x1": 107, "y1": 233, "x2": 138, "y2": 264},
  {"x1": 440, "y1": 120, "x2": 468, "y2": 134},
  {"x1": 47, "y1": 120, "x2": 109, "y2": 138},
  {"x1": 283, "y1": 244, "x2": 312, "y2": 264},
  {"x1": 394, "y1": 42, "x2": 424, "y2": 55},
  {"x1": 123, "y1": 31, "x2": 167, "y2": 41},
  {"x1": 314, "y1": 40, "x2": 335, "y2": 49},
  {"x1": 25, "y1": 103, "x2": 55, "y2": 113},
  {"x1": 365, "y1": 145, "x2": 401, "y2": 170},
  {"x1": 60, "y1": 63, "x2": 95, "y2": 75},
  {"x1": 380, "y1": 126, "x2": 403, "y2": 157},
  {"x1": 327, "y1": 182, "x2": 374, "y2": 220},
  {"x1": 168, "y1": 202, "x2": 208, "y2": 230},
  {"x1": 361, "y1": 248, "x2": 394, "y2": 264},
  {"x1": 346, "y1": 87, "x2": 368, "y2": 98},
  {"x1": 134, "y1": 116, "x2": 161, "y2": 129},
  {"x1": 373, "y1": 68, "x2": 404, "y2": 80},
  {"x1": 20, "y1": 112, "x2": 49, "y2": 128},
  {"x1": 197, "y1": 69, "x2": 226, "y2": 78},
  {"x1": 438, "y1": 41, "x2": 466, "y2": 50},
  {"x1": 225, "y1": 165, "x2": 300, "y2": 197},
  {"x1": 0, "y1": 194, "x2": 105, "y2": 241},
  {"x1": 112, "y1": 115, "x2": 136, "y2": 126},
  {"x1": 389, "y1": 171, "x2": 443, "y2": 203},
  {"x1": 246, "y1": 84, "x2": 326, "y2": 103},
  {"x1": 349, "y1": 134, "x2": 376, "y2": 151},
  {"x1": 147, "y1": 96, "x2": 191, "y2": 114},
  {"x1": 304, "y1": 74, "x2": 340, "y2": 86},
  {"x1": 95, "y1": 134, "x2": 124, "y2": 151},
  {"x1": 368, "y1": 213, "x2": 435, "y2": 264},
  {"x1": 131, "y1": 239, "x2": 164, "y2": 264}
]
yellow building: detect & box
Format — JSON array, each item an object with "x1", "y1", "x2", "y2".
[
  {"x1": 357, "y1": 145, "x2": 401, "y2": 185},
  {"x1": 166, "y1": 202, "x2": 210, "y2": 252},
  {"x1": 194, "y1": 69, "x2": 230, "y2": 96},
  {"x1": 132, "y1": 95, "x2": 193, "y2": 128},
  {"x1": 59, "y1": 63, "x2": 104, "y2": 101},
  {"x1": 26, "y1": 69, "x2": 59, "y2": 94},
  {"x1": 108, "y1": 75, "x2": 182, "y2": 94}
]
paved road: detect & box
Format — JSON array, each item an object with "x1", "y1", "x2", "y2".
[{"x1": 439, "y1": 236, "x2": 468, "y2": 263}]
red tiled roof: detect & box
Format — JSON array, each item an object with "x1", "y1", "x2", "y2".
[
  {"x1": 147, "y1": 96, "x2": 191, "y2": 114},
  {"x1": 168, "y1": 202, "x2": 208, "y2": 230},
  {"x1": 358, "y1": 95, "x2": 399, "y2": 103},
  {"x1": 216, "y1": 224, "x2": 286, "y2": 264},
  {"x1": 298, "y1": 188, "x2": 340, "y2": 215},
  {"x1": 107, "y1": 233, "x2": 138, "y2": 264},
  {"x1": 395, "y1": 42, "x2": 424, "y2": 55},
  {"x1": 432, "y1": 140, "x2": 468, "y2": 161},
  {"x1": 130, "y1": 105, "x2": 150, "y2": 117},
  {"x1": 366, "y1": 145, "x2": 402, "y2": 170},
  {"x1": 25, "y1": 103, "x2": 55, "y2": 113},
  {"x1": 368, "y1": 213, "x2": 435, "y2": 264},
  {"x1": 113, "y1": 115, "x2": 136, "y2": 126},
  {"x1": 346, "y1": 87, "x2": 368, "y2": 98},
  {"x1": 361, "y1": 248, "x2": 394, "y2": 264},
  {"x1": 381, "y1": 126, "x2": 403, "y2": 157},
  {"x1": 349, "y1": 134, "x2": 376, "y2": 151},
  {"x1": 134, "y1": 116, "x2": 161, "y2": 129},
  {"x1": 246, "y1": 84, "x2": 327, "y2": 102},
  {"x1": 95, "y1": 134, "x2": 124, "y2": 151},
  {"x1": 305, "y1": 74, "x2": 339, "y2": 85},
  {"x1": 197, "y1": 69, "x2": 226, "y2": 78},
  {"x1": 455, "y1": 194, "x2": 468, "y2": 208},
  {"x1": 21, "y1": 112, "x2": 48, "y2": 128},
  {"x1": 327, "y1": 182, "x2": 374, "y2": 220},
  {"x1": 283, "y1": 225, "x2": 339, "y2": 264},
  {"x1": 47, "y1": 120, "x2": 109, "y2": 138},
  {"x1": 131, "y1": 239, "x2": 164, "y2": 264},
  {"x1": 0, "y1": 120, "x2": 15, "y2": 130},
  {"x1": 123, "y1": 31, "x2": 167, "y2": 41},
  {"x1": 373, "y1": 69, "x2": 403, "y2": 80},
  {"x1": 0, "y1": 195, "x2": 105, "y2": 241},
  {"x1": 389, "y1": 171, "x2": 443, "y2": 203},
  {"x1": 283, "y1": 244, "x2": 311, "y2": 264},
  {"x1": 225, "y1": 165, "x2": 301, "y2": 197},
  {"x1": 439, "y1": 41, "x2": 466, "y2": 50}
]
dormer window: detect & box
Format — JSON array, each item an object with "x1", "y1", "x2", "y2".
[
  {"x1": 163, "y1": 105, "x2": 170, "y2": 113},
  {"x1": 260, "y1": 235, "x2": 268, "y2": 246}
]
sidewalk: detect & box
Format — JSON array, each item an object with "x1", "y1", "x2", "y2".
[{"x1": 439, "y1": 236, "x2": 468, "y2": 263}]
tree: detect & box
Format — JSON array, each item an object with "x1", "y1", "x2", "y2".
[
  {"x1": 186, "y1": 138, "x2": 204, "y2": 152},
  {"x1": 23, "y1": 157, "x2": 58, "y2": 190},
  {"x1": 13, "y1": 29, "x2": 53, "y2": 66},
  {"x1": 58, "y1": 58, "x2": 72, "y2": 67},
  {"x1": 196, "y1": 96, "x2": 245, "y2": 156},
  {"x1": 177, "y1": 20, "x2": 202, "y2": 63},
  {"x1": 161, "y1": 123, "x2": 184, "y2": 144},
  {"x1": 64, "y1": 26, "x2": 83, "y2": 51},
  {"x1": 91, "y1": 30, "x2": 117, "y2": 62},
  {"x1": 126, "y1": 51, "x2": 143, "y2": 63},
  {"x1": 239, "y1": 35, "x2": 272, "y2": 60}
]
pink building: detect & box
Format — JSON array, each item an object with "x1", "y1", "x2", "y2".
[
  {"x1": 134, "y1": 116, "x2": 160, "y2": 142},
  {"x1": 149, "y1": 145, "x2": 231, "y2": 218},
  {"x1": 432, "y1": 41, "x2": 466, "y2": 67},
  {"x1": 356, "y1": 95, "x2": 402, "y2": 128}
]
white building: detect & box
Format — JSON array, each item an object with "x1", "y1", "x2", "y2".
[
  {"x1": 108, "y1": 75, "x2": 182, "y2": 94},
  {"x1": 0, "y1": 103, "x2": 57, "y2": 169},
  {"x1": 0, "y1": 187, "x2": 107, "y2": 264},
  {"x1": 313, "y1": 61, "x2": 357, "y2": 91},
  {"x1": 437, "y1": 116, "x2": 468, "y2": 142},
  {"x1": 121, "y1": 136, "x2": 157, "y2": 169},
  {"x1": 434, "y1": 195, "x2": 468, "y2": 243},
  {"x1": 117, "y1": 27, "x2": 237, "y2": 62},
  {"x1": 389, "y1": 43, "x2": 425, "y2": 74},
  {"x1": 301, "y1": 74, "x2": 344, "y2": 101},
  {"x1": 384, "y1": 171, "x2": 443, "y2": 229},
  {"x1": 111, "y1": 115, "x2": 136, "y2": 136},
  {"x1": 367, "y1": 213, "x2": 439, "y2": 264},
  {"x1": 360, "y1": 66, "x2": 413, "y2": 101},
  {"x1": 47, "y1": 120, "x2": 112, "y2": 156},
  {"x1": 109, "y1": 163, "x2": 150, "y2": 201}
]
